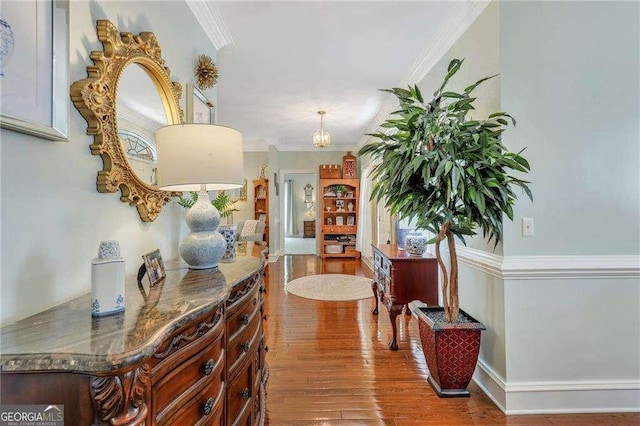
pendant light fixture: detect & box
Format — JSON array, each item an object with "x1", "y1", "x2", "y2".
[{"x1": 313, "y1": 110, "x2": 331, "y2": 148}]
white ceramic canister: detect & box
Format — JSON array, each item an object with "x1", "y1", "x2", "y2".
[{"x1": 91, "y1": 241, "x2": 125, "y2": 317}]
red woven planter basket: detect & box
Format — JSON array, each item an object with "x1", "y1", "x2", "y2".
[{"x1": 415, "y1": 306, "x2": 485, "y2": 397}]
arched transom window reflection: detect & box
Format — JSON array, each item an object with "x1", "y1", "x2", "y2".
[{"x1": 119, "y1": 130, "x2": 157, "y2": 162}]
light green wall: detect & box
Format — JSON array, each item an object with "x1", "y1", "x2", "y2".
[
  {"x1": 501, "y1": 1, "x2": 640, "y2": 257},
  {"x1": 417, "y1": 0, "x2": 640, "y2": 399},
  {"x1": 1, "y1": 1, "x2": 215, "y2": 324},
  {"x1": 500, "y1": 0, "x2": 640, "y2": 384}
]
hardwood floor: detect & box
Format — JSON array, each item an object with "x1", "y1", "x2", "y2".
[{"x1": 263, "y1": 255, "x2": 639, "y2": 426}]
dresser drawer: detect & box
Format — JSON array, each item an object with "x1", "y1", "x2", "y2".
[
  {"x1": 226, "y1": 273, "x2": 261, "y2": 317},
  {"x1": 374, "y1": 251, "x2": 382, "y2": 268},
  {"x1": 227, "y1": 355, "x2": 256, "y2": 426},
  {"x1": 153, "y1": 334, "x2": 224, "y2": 422},
  {"x1": 227, "y1": 290, "x2": 260, "y2": 342},
  {"x1": 151, "y1": 306, "x2": 224, "y2": 373},
  {"x1": 382, "y1": 258, "x2": 391, "y2": 276},
  {"x1": 227, "y1": 311, "x2": 260, "y2": 377},
  {"x1": 160, "y1": 378, "x2": 225, "y2": 426}
]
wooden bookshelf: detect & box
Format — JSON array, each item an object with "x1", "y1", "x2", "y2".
[
  {"x1": 320, "y1": 178, "x2": 360, "y2": 259},
  {"x1": 253, "y1": 178, "x2": 269, "y2": 244}
]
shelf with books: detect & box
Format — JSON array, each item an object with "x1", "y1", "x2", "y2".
[{"x1": 320, "y1": 178, "x2": 360, "y2": 259}]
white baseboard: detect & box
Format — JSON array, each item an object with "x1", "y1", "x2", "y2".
[
  {"x1": 505, "y1": 381, "x2": 640, "y2": 414},
  {"x1": 267, "y1": 253, "x2": 279, "y2": 263},
  {"x1": 474, "y1": 360, "x2": 640, "y2": 414},
  {"x1": 473, "y1": 360, "x2": 507, "y2": 412}
]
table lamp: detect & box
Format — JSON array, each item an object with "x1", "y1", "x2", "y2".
[{"x1": 156, "y1": 124, "x2": 243, "y2": 269}]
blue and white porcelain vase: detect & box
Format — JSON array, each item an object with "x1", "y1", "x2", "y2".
[
  {"x1": 405, "y1": 234, "x2": 428, "y2": 256},
  {"x1": 91, "y1": 240, "x2": 125, "y2": 317},
  {"x1": 219, "y1": 224, "x2": 237, "y2": 263}
]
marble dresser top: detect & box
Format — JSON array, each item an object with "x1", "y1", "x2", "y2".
[{"x1": 0, "y1": 250, "x2": 264, "y2": 374}]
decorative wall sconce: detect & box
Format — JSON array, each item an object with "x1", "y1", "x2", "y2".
[{"x1": 304, "y1": 183, "x2": 314, "y2": 209}]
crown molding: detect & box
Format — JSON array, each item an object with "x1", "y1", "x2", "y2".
[
  {"x1": 186, "y1": 0, "x2": 234, "y2": 51},
  {"x1": 358, "y1": 0, "x2": 491, "y2": 149},
  {"x1": 243, "y1": 142, "x2": 359, "y2": 153}
]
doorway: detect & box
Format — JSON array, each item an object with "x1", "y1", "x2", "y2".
[{"x1": 282, "y1": 171, "x2": 318, "y2": 255}]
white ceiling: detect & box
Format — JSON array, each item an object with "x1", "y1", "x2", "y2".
[{"x1": 189, "y1": 1, "x2": 489, "y2": 152}]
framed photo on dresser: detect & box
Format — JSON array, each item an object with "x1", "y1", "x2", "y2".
[{"x1": 142, "y1": 249, "x2": 166, "y2": 287}]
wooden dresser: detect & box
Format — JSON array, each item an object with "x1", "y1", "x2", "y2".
[
  {"x1": 303, "y1": 220, "x2": 315, "y2": 238},
  {"x1": 371, "y1": 244, "x2": 438, "y2": 350},
  {"x1": 0, "y1": 243, "x2": 268, "y2": 426}
]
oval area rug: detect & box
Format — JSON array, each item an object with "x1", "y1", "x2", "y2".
[{"x1": 285, "y1": 274, "x2": 373, "y2": 301}]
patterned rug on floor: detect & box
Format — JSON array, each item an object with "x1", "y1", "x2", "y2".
[{"x1": 285, "y1": 274, "x2": 373, "y2": 301}]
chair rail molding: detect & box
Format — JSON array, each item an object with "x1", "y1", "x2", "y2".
[{"x1": 457, "y1": 246, "x2": 640, "y2": 280}]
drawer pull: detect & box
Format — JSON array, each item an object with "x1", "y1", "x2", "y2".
[
  {"x1": 202, "y1": 397, "x2": 214, "y2": 415},
  {"x1": 241, "y1": 314, "x2": 250, "y2": 325},
  {"x1": 253, "y1": 297, "x2": 258, "y2": 306},
  {"x1": 203, "y1": 359, "x2": 215, "y2": 376},
  {"x1": 241, "y1": 341, "x2": 250, "y2": 353},
  {"x1": 240, "y1": 388, "x2": 250, "y2": 401}
]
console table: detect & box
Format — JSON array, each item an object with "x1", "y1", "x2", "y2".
[
  {"x1": 303, "y1": 220, "x2": 315, "y2": 238},
  {"x1": 371, "y1": 244, "x2": 438, "y2": 350},
  {"x1": 0, "y1": 243, "x2": 268, "y2": 426}
]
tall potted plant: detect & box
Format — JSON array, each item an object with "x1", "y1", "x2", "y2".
[{"x1": 358, "y1": 59, "x2": 532, "y2": 397}]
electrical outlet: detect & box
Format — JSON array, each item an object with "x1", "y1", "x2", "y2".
[{"x1": 522, "y1": 218, "x2": 534, "y2": 237}]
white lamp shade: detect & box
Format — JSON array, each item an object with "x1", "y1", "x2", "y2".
[{"x1": 156, "y1": 124, "x2": 244, "y2": 191}]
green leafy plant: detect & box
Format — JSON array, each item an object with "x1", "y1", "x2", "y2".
[
  {"x1": 334, "y1": 184, "x2": 348, "y2": 194},
  {"x1": 358, "y1": 59, "x2": 532, "y2": 322},
  {"x1": 177, "y1": 191, "x2": 240, "y2": 220}
]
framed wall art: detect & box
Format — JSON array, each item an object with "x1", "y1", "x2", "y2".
[
  {"x1": 0, "y1": 0, "x2": 69, "y2": 141},
  {"x1": 239, "y1": 179, "x2": 248, "y2": 201},
  {"x1": 186, "y1": 83, "x2": 215, "y2": 124}
]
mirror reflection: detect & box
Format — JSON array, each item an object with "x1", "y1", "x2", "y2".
[{"x1": 116, "y1": 64, "x2": 167, "y2": 186}]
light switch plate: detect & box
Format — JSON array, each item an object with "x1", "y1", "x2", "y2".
[{"x1": 522, "y1": 217, "x2": 534, "y2": 237}]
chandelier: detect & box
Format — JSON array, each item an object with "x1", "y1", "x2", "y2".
[{"x1": 313, "y1": 110, "x2": 331, "y2": 148}]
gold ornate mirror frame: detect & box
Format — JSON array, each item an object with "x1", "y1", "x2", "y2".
[{"x1": 71, "y1": 20, "x2": 183, "y2": 222}]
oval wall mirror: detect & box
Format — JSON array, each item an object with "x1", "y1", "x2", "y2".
[
  {"x1": 71, "y1": 20, "x2": 183, "y2": 222},
  {"x1": 116, "y1": 64, "x2": 165, "y2": 186}
]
